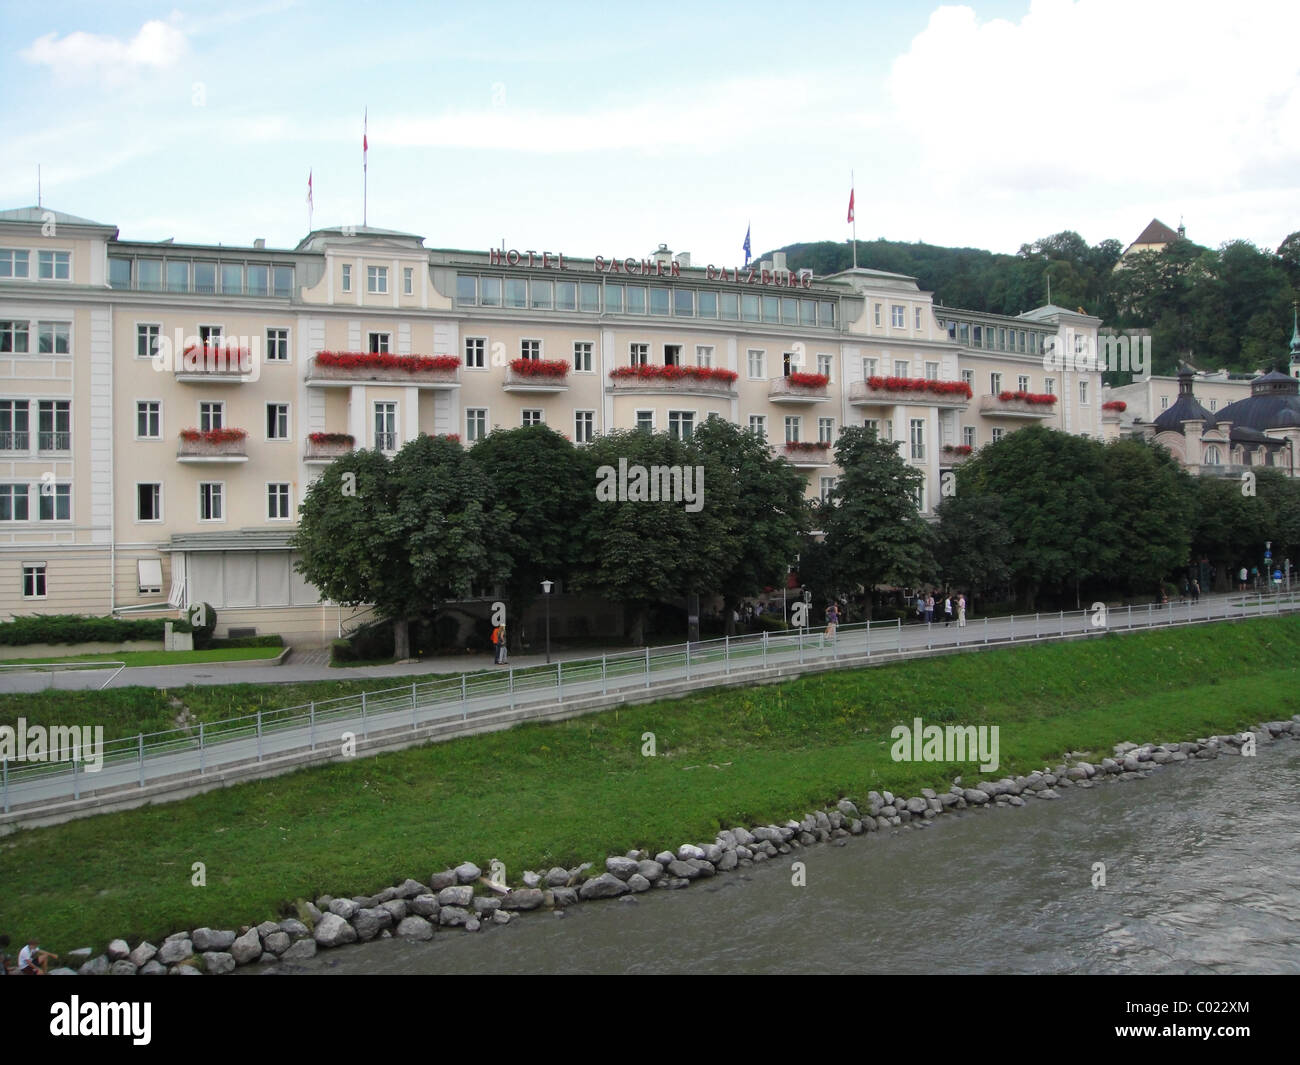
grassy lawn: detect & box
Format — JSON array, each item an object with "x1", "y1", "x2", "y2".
[
  {"x1": 1, "y1": 616, "x2": 1297, "y2": 952},
  {"x1": 0, "y1": 647, "x2": 283, "y2": 668}
]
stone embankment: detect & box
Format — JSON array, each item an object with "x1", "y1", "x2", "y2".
[{"x1": 48, "y1": 717, "x2": 1299, "y2": 975}]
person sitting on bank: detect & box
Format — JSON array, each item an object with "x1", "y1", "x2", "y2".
[{"x1": 18, "y1": 939, "x2": 56, "y2": 975}]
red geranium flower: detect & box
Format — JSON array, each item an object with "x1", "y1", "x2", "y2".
[
  {"x1": 316, "y1": 351, "x2": 460, "y2": 373},
  {"x1": 509, "y1": 358, "x2": 570, "y2": 378},
  {"x1": 866, "y1": 376, "x2": 973, "y2": 400},
  {"x1": 179, "y1": 427, "x2": 248, "y2": 444}
]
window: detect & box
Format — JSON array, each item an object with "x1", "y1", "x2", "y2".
[
  {"x1": 605, "y1": 284, "x2": 624, "y2": 313},
  {"x1": 37, "y1": 401, "x2": 69, "y2": 450},
  {"x1": 1018, "y1": 375, "x2": 1030, "y2": 392},
  {"x1": 863, "y1": 418, "x2": 879, "y2": 437},
  {"x1": 874, "y1": 303, "x2": 882, "y2": 327},
  {"x1": 458, "y1": 337, "x2": 484, "y2": 369},
  {"x1": 555, "y1": 281, "x2": 576, "y2": 311},
  {"x1": 368, "y1": 332, "x2": 390, "y2": 354},
  {"x1": 1160, "y1": 396, "x2": 1169, "y2": 410},
  {"x1": 885, "y1": 418, "x2": 893, "y2": 441},
  {"x1": 531, "y1": 280, "x2": 554, "y2": 309},
  {"x1": 999, "y1": 328, "x2": 1007, "y2": 350},
  {"x1": 37, "y1": 322, "x2": 70, "y2": 354},
  {"x1": 479, "y1": 277, "x2": 501, "y2": 307},
  {"x1": 915, "y1": 307, "x2": 923, "y2": 330},
  {"x1": 863, "y1": 357, "x2": 878, "y2": 378},
  {"x1": 266, "y1": 328, "x2": 289, "y2": 361},
  {"x1": 1, "y1": 321, "x2": 30, "y2": 354},
  {"x1": 891, "y1": 305, "x2": 905, "y2": 328},
  {"x1": 1045, "y1": 378, "x2": 1055, "y2": 395},
  {"x1": 374, "y1": 402, "x2": 397, "y2": 451},
  {"x1": 973, "y1": 326, "x2": 982, "y2": 346},
  {"x1": 367, "y1": 266, "x2": 388, "y2": 293},
  {"x1": 199, "y1": 482, "x2": 224, "y2": 521},
  {"x1": 913, "y1": 482, "x2": 925, "y2": 512},
  {"x1": 784, "y1": 416, "x2": 801, "y2": 444},
  {"x1": 137, "y1": 483, "x2": 162, "y2": 522},
  {"x1": 1210, "y1": 398, "x2": 1218, "y2": 412},
  {"x1": 466, "y1": 408, "x2": 488, "y2": 442},
  {"x1": 819, "y1": 301, "x2": 835, "y2": 328},
  {"x1": 781, "y1": 297, "x2": 798, "y2": 324},
  {"x1": 627, "y1": 286, "x2": 647, "y2": 314},
  {"x1": 720, "y1": 292, "x2": 739, "y2": 320},
  {"x1": 910, "y1": 418, "x2": 925, "y2": 460},
  {"x1": 268, "y1": 483, "x2": 291, "y2": 520},
  {"x1": 748, "y1": 414, "x2": 767, "y2": 441},
  {"x1": 0, "y1": 249, "x2": 30, "y2": 278},
  {"x1": 990, "y1": 373, "x2": 1002, "y2": 394},
  {"x1": 136, "y1": 401, "x2": 161, "y2": 439},
  {"x1": 696, "y1": 345, "x2": 714, "y2": 368},
  {"x1": 574, "y1": 411, "x2": 594, "y2": 443},
  {"x1": 38, "y1": 250, "x2": 70, "y2": 280},
  {"x1": 958, "y1": 322, "x2": 969, "y2": 344},
  {"x1": 137, "y1": 558, "x2": 163, "y2": 594},
  {"x1": 664, "y1": 344, "x2": 682, "y2": 367},
  {"x1": 649, "y1": 287, "x2": 670, "y2": 315},
  {"x1": 668, "y1": 411, "x2": 694, "y2": 440},
  {"x1": 0, "y1": 484, "x2": 29, "y2": 520},
  {"x1": 580, "y1": 282, "x2": 600, "y2": 313},
  {"x1": 817, "y1": 353, "x2": 833, "y2": 380},
  {"x1": 0, "y1": 401, "x2": 29, "y2": 450},
  {"x1": 741, "y1": 293, "x2": 760, "y2": 322},
  {"x1": 820, "y1": 476, "x2": 838, "y2": 504},
  {"x1": 1205, "y1": 445, "x2": 1221, "y2": 466},
  {"x1": 635, "y1": 410, "x2": 654, "y2": 432},
  {"x1": 403, "y1": 267, "x2": 413, "y2": 295},
  {"x1": 522, "y1": 409, "x2": 543, "y2": 427},
  {"x1": 961, "y1": 369, "x2": 974, "y2": 390},
  {"x1": 991, "y1": 428, "x2": 1005, "y2": 443},
  {"x1": 38, "y1": 483, "x2": 70, "y2": 521},
  {"x1": 193, "y1": 262, "x2": 215, "y2": 294},
  {"x1": 783, "y1": 352, "x2": 796, "y2": 376},
  {"x1": 198, "y1": 324, "x2": 222, "y2": 345},
  {"x1": 573, "y1": 341, "x2": 593, "y2": 372},
  {"x1": 167, "y1": 261, "x2": 190, "y2": 293},
  {"x1": 1079, "y1": 381, "x2": 1089, "y2": 405},
  {"x1": 456, "y1": 275, "x2": 477, "y2": 305},
  {"x1": 962, "y1": 426, "x2": 975, "y2": 448},
  {"x1": 818, "y1": 417, "x2": 835, "y2": 444},
  {"x1": 220, "y1": 263, "x2": 243, "y2": 295},
  {"x1": 505, "y1": 279, "x2": 528, "y2": 308},
  {"x1": 137, "y1": 259, "x2": 162, "y2": 291},
  {"x1": 630, "y1": 343, "x2": 649, "y2": 367},
  {"x1": 341, "y1": 264, "x2": 352, "y2": 292},
  {"x1": 925, "y1": 361, "x2": 939, "y2": 380},
  {"x1": 108, "y1": 257, "x2": 130, "y2": 288},
  {"x1": 698, "y1": 292, "x2": 717, "y2": 318},
  {"x1": 894, "y1": 360, "x2": 909, "y2": 377},
  {"x1": 747, "y1": 349, "x2": 765, "y2": 378},
  {"x1": 520, "y1": 339, "x2": 541, "y2": 360},
  {"x1": 266, "y1": 403, "x2": 289, "y2": 440},
  {"x1": 273, "y1": 266, "x2": 293, "y2": 298},
  {"x1": 199, "y1": 402, "x2": 224, "y2": 432},
  {"x1": 22, "y1": 564, "x2": 45, "y2": 599},
  {"x1": 674, "y1": 289, "x2": 694, "y2": 316}
]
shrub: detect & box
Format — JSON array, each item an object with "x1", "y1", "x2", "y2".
[
  {"x1": 333, "y1": 620, "x2": 394, "y2": 663},
  {"x1": 756, "y1": 612, "x2": 790, "y2": 631},
  {"x1": 187, "y1": 603, "x2": 217, "y2": 648},
  {"x1": 0, "y1": 614, "x2": 166, "y2": 647},
  {"x1": 205, "y1": 635, "x2": 284, "y2": 650}
]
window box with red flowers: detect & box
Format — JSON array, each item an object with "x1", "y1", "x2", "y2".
[
  {"x1": 978, "y1": 390, "x2": 1058, "y2": 418},
  {"x1": 306, "y1": 351, "x2": 461, "y2": 388},
  {"x1": 304, "y1": 432, "x2": 356, "y2": 463},
  {"x1": 781, "y1": 440, "x2": 833, "y2": 466},
  {"x1": 769, "y1": 371, "x2": 831, "y2": 404},
  {"x1": 504, "y1": 358, "x2": 571, "y2": 392},
  {"x1": 175, "y1": 343, "x2": 255, "y2": 383},
  {"x1": 1102, "y1": 400, "x2": 1126, "y2": 419},
  {"x1": 941, "y1": 443, "x2": 974, "y2": 465},
  {"x1": 177, "y1": 427, "x2": 249, "y2": 462},
  {"x1": 608, "y1": 364, "x2": 739, "y2": 396},
  {"x1": 850, "y1": 376, "x2": 972, "y2": 408}
]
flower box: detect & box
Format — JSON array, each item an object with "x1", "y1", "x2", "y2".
[
  {"x1": 175, "y1": 344, "x2": 254, "y2": 381},
  {"x1": 978, "y1": 393, "x2": 1057, "y2": 418},
  {"x1": 177, "y1": 427, "x2": 248, "y2": 462},
  {"x1": 304, "y1": 432, "x2": 356, "y2": 463},
  {"x1": 769, "y1": 373, "x2": 831, "y2": 403},
  {"x1": 997, "y1": 390, "x2": 1057, "y2": 405},
  {"x1": 609, "y1": 365, "x2": 739, "y2": 395},
  {"x1": 851, "y1": 376, "x2": 971, "y2": 408},
  {"x1": 307, "y1": 352, "x2": 461, "y2": 388},
  {"x1": 505, "y1": 358, "x2": 571, "y2": 391},
  {"x1": 781, "y1": 440, "x2": 832, "y2": 467}
]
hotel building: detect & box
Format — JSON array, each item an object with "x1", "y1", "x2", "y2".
[{"x1": 0, "y1": 206, "x2": 1102, "y2": 644}]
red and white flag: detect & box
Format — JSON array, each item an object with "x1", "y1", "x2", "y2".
[{"x1": 847, "y1": 187, "x2": 855, "y2": 224}]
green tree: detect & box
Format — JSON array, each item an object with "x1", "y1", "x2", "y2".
[
  {"x1": 817, "y1": 426, "x2": 933, "y2": 618},
  {"x1": 932, "y1": 493, "x2": 1012, "y2": 606},
  {"x1": 470, "y1": 425, "x2": 591, "y2": 649},
  {"x1": 690, "y1": 417, "x2": 810, "y2": 634},
  {"x1": 1097, "y1": 439, "x2": 1195, "y2": 595}
]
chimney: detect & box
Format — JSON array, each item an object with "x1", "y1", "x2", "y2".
[
  {"x1": 760, "y1": 259, "x2": 773, "y2": 272},
  {"x1": 653, "y1": 243, "x2": 672, "y2": 266},
  {"x1": 253, "y1": 238, "x2": 265, "y2": 249},
  {"x1": 674, "y1": 252, "x2": 691, "y2": 268},
  {"x1": 772, "y1": 251, "x2": 787, "y2": 272}
]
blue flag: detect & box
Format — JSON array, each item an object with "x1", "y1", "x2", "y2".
[{"x1": 743, "y1": 224, "x2": 751, "y2": 267}]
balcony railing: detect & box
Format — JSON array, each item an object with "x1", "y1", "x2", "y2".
[
  {"x1": 977, "y1": 393, "x2": 1058, "y2": 418},
  {"x1": 0, "y1": 432, "x2": 30, "y2": 451},
  {"x1": 306, "y1": 353, "x2": 461, "y2": 389},
  {"x1": 304, "y1": 434, "x2": 356, "y2": 464},
  {"x1": 504, "y1": 359, "x2": 571, "y2": 392},
  {"x1": 768, "y1": 374, "x2": 830, "y2": 404},
  {"x1": 38, "y1": 431, "x2": 71, "y2": 451},
  {"x1": 780, "y1": 441, "x2": 833, "y2": 467},
  {"x1": 375, "y1": 431, "x2": 398, "y2": 452},
  {"x1": 176, "y1": 429, "x2": 249, "y2": 463},
  {"x1": 608, "y1": 366, "x2": 738, "y2": 397},
  {"x1": 850, "y1": 378, "x2": 971, "y2": 409},
  {"x1": 939, "y1": 447, "x2": 974, "y2": 466}
]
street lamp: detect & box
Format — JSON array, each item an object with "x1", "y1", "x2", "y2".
[{"x1": 541, "y1": 579, "x2": 553, "y2": 663}]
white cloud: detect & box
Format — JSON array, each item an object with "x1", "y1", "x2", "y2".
[
  {"x1": 22, "y1": 18, "x2": 189, "y2": 82},
  {"x1": 887, "y1": 0, "x2": 1300, "y2": 226}
]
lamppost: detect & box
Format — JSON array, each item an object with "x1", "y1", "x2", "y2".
[{"x1": 540, "y1": 579, "x2": 553, "y2": 663}]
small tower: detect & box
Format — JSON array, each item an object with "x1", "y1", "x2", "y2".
[{"x1": 1290, "y1": 302, "x2": 1300, "y2": 381}]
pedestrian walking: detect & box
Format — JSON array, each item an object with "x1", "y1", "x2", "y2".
[
  {"x1": 925, "y1": 593, "x2": 935, "y2": 624},
  {"x1": 943, "y1": 594, "x2": 953, "y2": 627},
  {"x1": 824, "y1": 602, "x2": 839, "y2": 640},
  {"x1": 1239, "y1": 566, "x2": 1248, "y2": 592},
  {"x1": 1191, "y1": 580, "x2": 1200, "y2": 604},
  {"x1": 916, "y1": 593, "x2": 925, "y2": 623},
  {"x1": 957, "y1": 594, "x2": 967, "y2": 627},
  {"x1": 490, "y1": 622, "x2": 505, "y2": 664}
]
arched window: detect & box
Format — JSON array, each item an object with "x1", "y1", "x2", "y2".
[{"x1": 1204, "y1": 445, "x2": 1221, "y2": 466}]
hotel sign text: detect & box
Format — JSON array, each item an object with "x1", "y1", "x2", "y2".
[{"x1": 488, "y1": 248, "x2": 814, "y2": 289}]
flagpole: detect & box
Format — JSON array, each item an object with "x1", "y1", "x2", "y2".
[
  {"x1": 363, "y1": 108, "x2": 368, "y2": 228},
  {"x1": 851, "y1": 169, "x2": 857, "y2": 269}
]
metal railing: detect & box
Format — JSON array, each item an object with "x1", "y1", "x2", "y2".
[{"x1": 4, "y1": 591, "x2": 1299, "y2": 816}]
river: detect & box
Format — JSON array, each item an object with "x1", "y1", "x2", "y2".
[{"x1": 267, "y1": 738, "x2": 1300, "y2": 975}]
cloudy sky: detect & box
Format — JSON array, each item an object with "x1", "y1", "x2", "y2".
[{"x1": 3, "y1": 0, "x2": 1297, "y2": 264}]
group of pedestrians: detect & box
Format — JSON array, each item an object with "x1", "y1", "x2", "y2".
[
  {"x1": 0, "y1": 934, "x2": 57, "y2": 975},
  {"x1": 914, "y1": 591, "x2": 967, "y2": 627}
]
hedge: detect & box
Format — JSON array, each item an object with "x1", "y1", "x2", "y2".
[
  {"x1": 0, "y1": 614, "x2": 168, "y2": 647},
  {"x1": 205, "y1": 635, "x2": 284, "y2": 650}
]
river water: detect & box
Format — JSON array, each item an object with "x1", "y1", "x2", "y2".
[{"x1": 274, "y1": 739, "x2": 1300, "y2": 975}]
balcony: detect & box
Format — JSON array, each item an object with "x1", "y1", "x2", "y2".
[
  {"x1": 780, "y1": 441, "x2": 833, "y2": 468},
  {"x1": 768, "y1": 373, "x2": 830, "y2": 404},
  {"x1": 977, "y1": 392, "x2": 1059, "y2": 419},
  {"x1": 0, "y1": 431, "x2": 30, "y2": 452},
  {"x1": 174, "y1": 345, "x2": 254, "y2": 384},
  {"x1": 850, "y1": 377, "x2": 970, "y2": 410},
  {"x1": 939, "y1": 446, "x2": 974, "y2": 466},
  {"x1": 608, "y1": 365, "x2": 738, "y2": 398},
  {"x1": 176, "y1": 428, "x2": 249, "y2": 463},
  {"x1": 304, "y1": 433, "x2": 356, "y2": 464},
  {"x1": 306, "y1": 352, "x2": 461, "y2": 389},
  {"x1": 503, "y1": 359, "x2": 571, "y2": 393}
]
